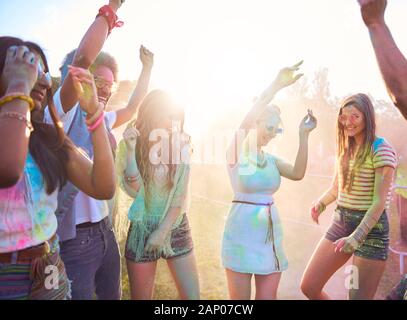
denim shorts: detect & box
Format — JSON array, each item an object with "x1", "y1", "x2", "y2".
[
  {"x1": 325, "y1": 206, "x2": 390, "y2": 261},
  {"x1": 125, "y1": 214, "x2": 194, "y2": 263}
]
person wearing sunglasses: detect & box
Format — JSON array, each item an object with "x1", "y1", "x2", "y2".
[
  {"x1": 222, "y1": 62, "x2": 317, "y2": 300},
  {"x1": 0, "y1": 38, "x2": 115, "y2": 300},
  {"x1": 42, "y1": 0, "x2": 147, "y2": 300},
  {"x1": 301, "y1": 93, "x2": 397, "y2": 300}
]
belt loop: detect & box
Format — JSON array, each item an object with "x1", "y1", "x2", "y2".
[
  {"x1": 100, "y1": 217, "x2": 105, "y2": 233},
  {"x1": 11, "y1": 251, "x2": 18, "y2": 264}
]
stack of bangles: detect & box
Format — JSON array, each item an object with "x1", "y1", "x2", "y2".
[
  {"x1": 86, "y1": 103, "x2": 105, "y2": 132},
  {"x1": 318, "y1": 201, "x2": 327, "y2": 213},
  {"x1": 0, "y1": 93, "x2": 35, "y2": 132}
]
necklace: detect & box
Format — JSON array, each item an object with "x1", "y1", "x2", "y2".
[{"x1": 248, "y1": 150, "x2": 267, "y2": 169}]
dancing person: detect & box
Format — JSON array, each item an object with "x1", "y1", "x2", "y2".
[
  {"x1": 0, "y1": 37, "x2": 115, "y2": 300},
  {"x1": 116, "y1": 90, "x2": 200, "y2": 300},
  {"x1": 43, "y1": 2, "x2": 154, "y2": 300},
  {"x1": 222, "y1": 62, "x2": 318, "y2": 300},
  {"x1": 358, "y1": 0, "x2": 407, "y2": 301},
  {"x1": 301, "y1": 93, "x2": 397, "y2": 300}
]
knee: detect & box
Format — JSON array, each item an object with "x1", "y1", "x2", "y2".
[{"x1": 300, "y1": 277, "x2": 320, "y2": 299}]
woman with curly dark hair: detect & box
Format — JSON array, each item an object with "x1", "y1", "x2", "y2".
[{"x1": 0, "y1": 37, "x2": 115, "y2": 300}]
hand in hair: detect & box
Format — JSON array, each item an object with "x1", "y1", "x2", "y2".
[
  {"x1": 358, "y1": 0, "x2": 387, "y2": 27},
  {"x1": 1, "y1": 45, "x2": 39, "y2": 95},
  {"x1": 140, "y1": 45, "x2": 154, "y2": 70},
  {"x1": 68, "y1": 66, "x2": 100, "y2": 117}
]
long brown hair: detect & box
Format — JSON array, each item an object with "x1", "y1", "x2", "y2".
[
  {"x1": 134, "y1": 90, "x2": 187, "y2": 203},
  {"x1": 0, "y1": 37, "x2": 71, "y2": 194},
  {"x1": 336, "y1": 93, "x2": 376, "y2": 191}
]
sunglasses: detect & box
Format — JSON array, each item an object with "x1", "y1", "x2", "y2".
[
  {"x1": 94, "y1": 76, "x2": 116, "y2": 91},
  {"x1": 338, "y1": 114, "x2": 361, "y2": 125},
  {"x1": 37, "y1": 62, "x2": 52, "y2": 86},
  {"x1": 265, "y1": 123, "x2": 284, "y2": 135}
]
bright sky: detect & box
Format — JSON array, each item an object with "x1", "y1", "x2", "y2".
[{"x1": 1, "y1": 0, "x2": 407, "y2": 135}]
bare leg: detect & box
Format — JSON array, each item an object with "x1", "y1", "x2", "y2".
[
  {"x1": 225, "y1": 268, "x2": 252, "y2": 300},
  {"x1": 167, "y1": 251, "x2": 200, "y2": 300},
  {"x1": 254, "y1": 272, "x2": 282, "y2": 300},
  {"x1": 348, "y1": 256, "x2": 386, "y2": 300},
  {"x1": 301, "y1": 238, "x2": 352, "y2": 300},
  {"x1": 126, "y1": 259, "x2": 157, "y2": 300}
]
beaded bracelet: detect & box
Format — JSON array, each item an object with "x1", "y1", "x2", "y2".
[
  {"x1": 124, "y1": 175, "x2": 138, "y2": 183},
  {"x1": 0, "y1": 93, "x2": 35, "y2": 111},
  {"x1": 87, "y1": 112, "x2": 105, "y2": 132},
  {"x1": 0, "y1": 112, "x2": 34, "y2": 132}
]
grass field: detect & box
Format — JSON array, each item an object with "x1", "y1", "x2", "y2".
[{"x1": 118, "y1": 164, "x2": 403, "y2": 300}]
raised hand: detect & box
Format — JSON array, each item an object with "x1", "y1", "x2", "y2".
[
  {"x1": 258, "y1": 61, "x2": 304, "y2": 105},
  {"x1": 68, "y1": 66, "x2": 99, "y2": 116},
  {"x1": 299, "y1": 109, "x2": 317, "y2": 134},
  {"x1": 109, "y1": 0, "x2": 125, "y2": 11},
  {"x1": 140, "y1": 45, "x2": 154, "y2": 70},
  {"x1": 273, "y1": 60, "x2": 304, "y2": 91},
  {"x1": 1, "y1": 45, "x2": 39, "y2": 95},
  {"x1": 123, "y1": 125, "x2": 139, "y2": 151},
  {"x1": 358, "y1": 0, "x2": 387, "y2": 27}
]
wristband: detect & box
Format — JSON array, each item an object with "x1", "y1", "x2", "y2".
[
  {"x1": 318, "y1": 201, "x2": 326, "y2": 213},
  {"x1": 87, "y1": 112, "x2": 105, "y2": 132},
  {"x1": 96, "y1": 5, "x2": 124, "y2": 35},
  {"x1": 124, "y1": 175, "x2": 138, "y2": 183}
]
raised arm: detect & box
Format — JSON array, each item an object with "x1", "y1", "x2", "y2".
[
  {"x1": 64, "y1": 67, "x2": 115, "y2": 199},
  {"x1": 359, "y1": 0, "x2": 407, "y2": 119},
  {"x1": 226, "y1": 61, "x2": 304, "y2": 167},
  {"x1": 0, "y1": 45, "x2": 38, "y2": 187},
  {"x1": 274, "y1": 110, "x2": 317, "y2": 181},
  {"x1": 60, "y1": 0, "x2": 124, "y2": 113},
  {"x1": 118, "y1": 126, "x2": 142, "y2": 197},
  {"x1": 113, "y1": 45, "x2": 154, "y2": 129}
]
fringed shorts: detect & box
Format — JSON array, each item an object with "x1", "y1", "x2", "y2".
[
  {"x1": 125, "y1": 213, "x2": 194, "y2": 263},
  {"x1": 0, "y1": 237, "x2": 71, "y2": 300}
]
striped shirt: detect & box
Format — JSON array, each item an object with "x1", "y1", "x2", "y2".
[{"x1": 337, "y1": 137, "x2": 397, "y2": 211}]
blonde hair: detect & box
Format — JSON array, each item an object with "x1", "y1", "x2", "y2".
[{"x1": 134, "y1": 90, "x2": 186, "y2": 203}]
